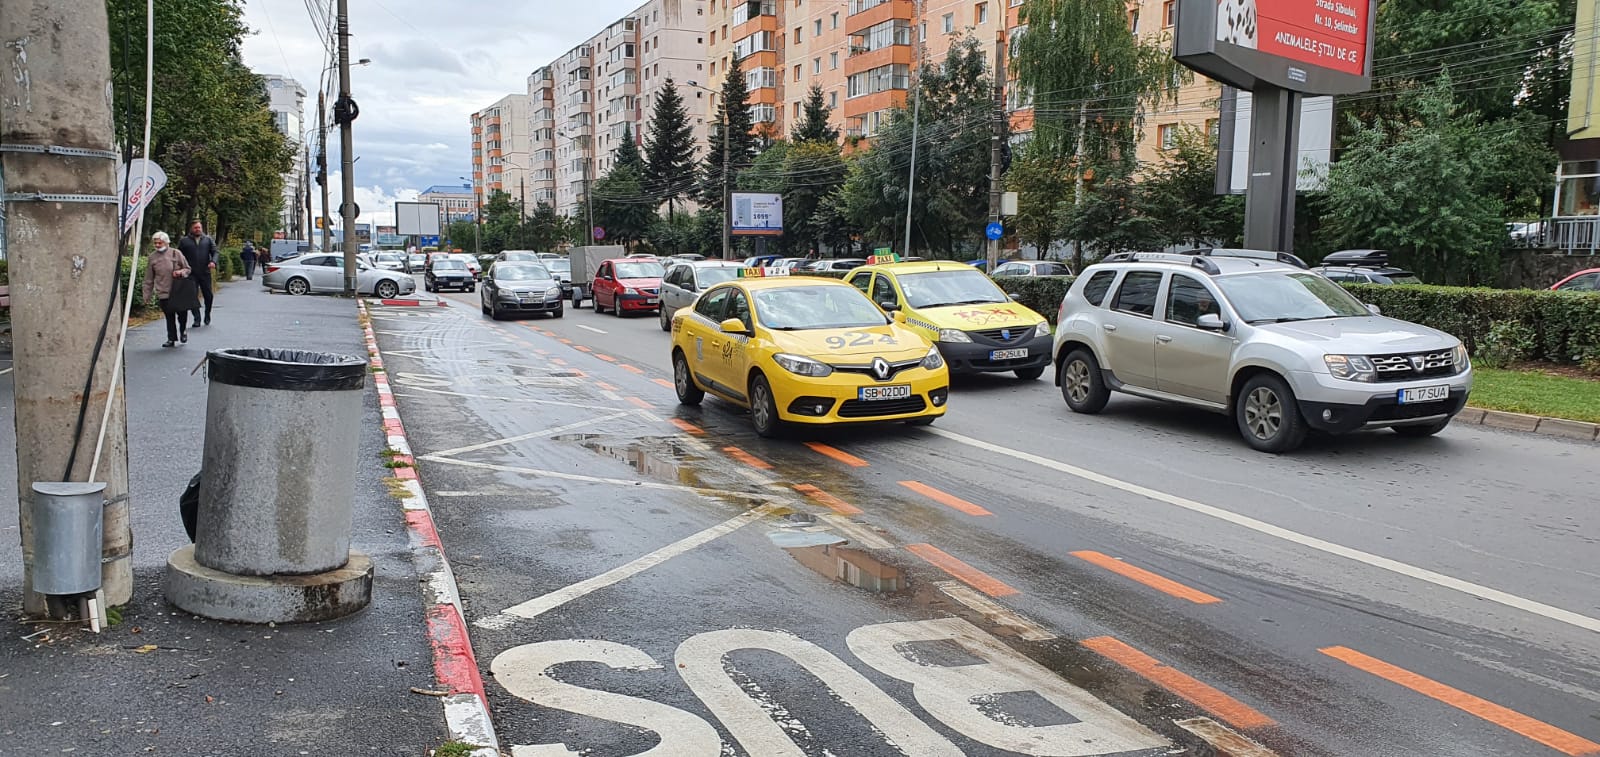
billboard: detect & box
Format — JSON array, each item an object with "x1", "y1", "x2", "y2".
[
  {"x1": 1174, "y1": 0, "x2": 1375, "y2": 95},
  {"x1": 731, "y1": 192, "x2": 783, "y2": 236},
  {"x1": 1217, "y1": 89, "x2": 1333, "y2": 193},
  {"x1": 395, "y1": 201, "x2": 442, "y2": 236}
]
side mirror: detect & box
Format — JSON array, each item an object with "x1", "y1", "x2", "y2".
[
  {"x1": 1196, "y1": 313, "x2": 1228, "y2": 332},
  {"x1": 1007, "y1": 292, "x2": 1020, "y2": 301},
  {"x1": 891, "y1": 309, "x2": 908, "y2": 323},
  {"x1": 684, "y1": 282, "x2": 698, "y2": 293},
  {"x1": 877, "y1": 300, "x2": 899, "y2": 312},
  {"x1": 1365, "y1": 303, "x2": 1382, "y2": 316},
  {"x1": 719, "y1": 317, "x2": 749, "y2": 335}
]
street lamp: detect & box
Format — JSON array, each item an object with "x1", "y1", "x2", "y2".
[
  {"x1": 683, "y1": 80, "x2": 732, "y2": 261},
  {"x1": 458, "y1": 175, "x2": 481, "y2": 255}
]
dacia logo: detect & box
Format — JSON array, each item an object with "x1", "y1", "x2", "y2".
[
  {"x1": 871, "y1": 357, "x2": 891, "y2": 381},
  {"x1": 1409, "y1": 356, "x2": 1425, "y2": 372},
  {"x1": 1001, "y1": 328, "x2": 1012, "y2": 340}
]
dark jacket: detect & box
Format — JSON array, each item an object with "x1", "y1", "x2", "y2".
[
  {"x1": 240, "y1": 242, "x2": 256, "y2": 262},
  {"x1": 177, "y1": 233, "x2": 218, "y2": 281}
]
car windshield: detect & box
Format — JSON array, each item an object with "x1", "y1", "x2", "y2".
[
  {"x1": 615, "y1": 261, "x2": 664, "y2": 278},
  {"x1": 377, "y1": 253, "x2": 401, "y2": 262},
  {"x1": 899, "y1": 269, "x2": 1008, "y2": 308},
  {"x1": 502, "y1": 252, "x2": 538, "y2": 261},
  {"x1": 697, "y1": 267, "x2": 741, "y2": 287},
  {"x1": 546, "y1": 259, "x2": 570, "y2": 273},
  {"x1": 433, "y1": 260, "x2": 466, "y2": 270},
  {"x1": 1217, "y1": 272, "x2": 1372, "y2": 323},
  {"x1": 754, "y1": 286, "x2": 889, "y2": 330},
  {"x1": 1387, "y1": 273, "x2": 1422, "y2": 284},
  {"x1": 495, "y1": 264, "x2": 551, "y2": 281}
]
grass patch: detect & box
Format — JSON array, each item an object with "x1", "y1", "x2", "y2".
[
  {"x1": 432, "y1": 742, "x2": 479, "y2": 757},
  {"x1": 1469, "y1": 367, "x2": 1600, "y2": 423},
  {"x1": 381, "y1": 478, "x2": 414, "y2": 500},
  {"x1": 382, "y1": 459, "x2": 413, "y2": 469}
]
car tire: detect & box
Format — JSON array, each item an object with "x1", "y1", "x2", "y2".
[
  {"x1": 659, "y1": 307, "x2": 672, "y2": 331},
  {"x1": 481, "y1": 300, "x2": 491, "y2": 315},
  {"x1": 424, "y1": 280, "x2": 433, "y2": 292},
  {"x1": 749, "y1": 373, "x2": 784, "y2": 438},
  {"x1": 1236, "y1": 373, "x2": 1308, "y2": 453},
  {"x1": 613, "y1": 301, "x2": 627, "y2": 318},
  {"x1": 1059, "y1": 349, "x2": 1110, "y2": 414},
  {"x1": 550, "y1": 304, "x2": 564, "y2": 319},
  {"x1": 593, "y1": 297, "x2": 607, "y2": 314},
  {"x1": 466, "y1": 284, "x2": 476, "y2": 293},
  {"x1": 286, "y1": 277, "x2": 310, "y2": 296},
  {"x1": 1392, "y1": 419, "x2": 1451, "y2": 438},
  {"x1": 673, "y1": 351, "x2": 704, "y2": 406},
  {"x1": 1014, "y1": 366, "x2": 1046, "y2": 381},
  {"x1": 375, "y1": 279, "x2": 399, "y2": 299}
]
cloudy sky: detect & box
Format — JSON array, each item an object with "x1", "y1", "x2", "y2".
[{"x1": 239, "y1": 0, "x2": 641, "y2": 226}]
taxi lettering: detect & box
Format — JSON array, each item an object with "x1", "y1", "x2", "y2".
[{"x1": 825, "y1": 332, "x2": 898, "y2": 349}]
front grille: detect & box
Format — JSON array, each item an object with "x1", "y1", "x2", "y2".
[
  {"x1": 972, "y1": 327, "x2": 1030, "y2": 344},
  {"x1": 832, "y1": 359, "x2": 922, "y2": 382},
  {"x1": 838, "y1": 396, "x2": 928, "y2": 418},
  {"x1": 1369, "y1": 350, "x2": 1458, "y2": 382}
]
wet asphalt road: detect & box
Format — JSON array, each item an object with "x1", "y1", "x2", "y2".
[{"x1": 371, "y1": 284, "x2": 1600, "y2": 757}]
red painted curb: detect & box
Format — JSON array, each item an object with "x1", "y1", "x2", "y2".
[{"x1": 427, "y1": 604, "x2": 487, "y2": 698}]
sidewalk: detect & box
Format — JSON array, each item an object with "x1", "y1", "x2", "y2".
[{"x1": 0, "y1": 281, "x2": 447, "y2": 755}]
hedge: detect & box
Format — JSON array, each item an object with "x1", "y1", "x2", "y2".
[{"x1": 1345, "y1": 284, "x2": 1600, "y2": 369}]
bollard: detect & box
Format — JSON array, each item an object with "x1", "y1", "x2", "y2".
[
  {"x1": 30, "y1": 482, "x2": 106, "y2": 595},
  {"x1": 193, "y1": 348, "x2": 366, "y2": 576}
]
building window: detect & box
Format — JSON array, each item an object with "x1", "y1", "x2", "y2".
[
  {"x1": 793, "y1": 64, "x2": 801, "y2": 81},
  {"x1": 847, "y1": 63, "x2": 910, "y2": 97},
  {"x1": 849, "y1": 0, "x2": 888, "y2": 14},
  {"x1": 1129, "y1": 10, "x2": 1139, "y2": 33},
  {"x1": 1206, "y1": 118, "x2": 1220, "y2": 142},
  {"x1": 976, "y1": 2, "x2": 987, "y2": 24},
  {"x1": 794, "y1": 101, "x2": 801, "y2": 119},
  {"x1": 1164, "y1": 0, "x2": 1176, "y2": 27},
  {"x1": 795, "y1": 26, "x2": 802, "y2": 42},
  {"x1": 942, "y1": 13, "x2": 953, "y2": 33},
  {"x1": 1158, "y1": 123, "x2": 1177, "y2": 150},
  {"x1": 815, "y1": 19, "x2": 823, "y2": 36},
  {"x1": 814, "y1": 57, "x2": 822, "y2": 74},
  {"x1": 920, "y1": 22, "x2": 927, "y2": 40},
  {"x1": 831, "y1": 11, "x2": 839, "y2": 28},
  {"x1": 829, "y1": 90, "x2": 837, "y2": 107},
  {"x1": 750, "y1": 103, "x2": 776, "y2": 123},
  {"x1": 830, "y1": 51, "x2": 839, "y2": 68}
]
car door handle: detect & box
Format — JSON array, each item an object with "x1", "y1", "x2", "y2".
[
  {"x1": 1156, "y1": 335, "x2": 1172, "y2": 343},
  {"x1": 1102, "y1": 324, "x2": 1117, "y2": 332}
]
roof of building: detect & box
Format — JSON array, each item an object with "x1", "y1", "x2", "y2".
[{"x1": 418, "y1": 185, "x2": 474, "y2": 196}]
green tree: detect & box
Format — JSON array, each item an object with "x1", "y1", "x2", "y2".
[
  {"x1": 793, "y1": 84, "x2": 839, "y2": 143},
  {"x1": 1056, "y1": 173, "x2": 1161, "y2": 258},
  {"x1": 1137, "y1": 126, "x2": 1243, "y2": 248},
  {"x1": 522, "y1": 202, "x2": 569, "y2": 251},
  {"x1": 479, "y1": 191, "x2": 522, "y2": 253},
  {"x1": 783, "y1": 141, "x2": 849, "y2": 254},
  {"x1": 614, "y1": 122, "x2": 645, "y2": 173},
  {"x1": 644, "y1": 79, "x2": 698, "y2": 220},
  {"x1": 592, "y1": 165, "x2": 657, "y2": 248},
  {"x1": 1006, "y1": 147, "x2": 1076, "y2": 262},
  {"x1": 698, "y1": 53, "x2": 759, "y2": 207}
]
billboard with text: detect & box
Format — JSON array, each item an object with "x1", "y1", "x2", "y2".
[{"x1": 1174, "y1": 0, "x2": 1375, "y2": 95}]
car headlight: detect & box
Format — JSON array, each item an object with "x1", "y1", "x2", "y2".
[
  {"x1": 620, "y1": 287, "x2": 634, "y2": 295},
  {"x1": 546, "y1": 286, "x2": 561, "y2": 297},
  {"x1": 772, "y1": 353, "x2": 833, "y2": 377},
  {"x1": 921, "y1": 346, "x2": 945, "y2": 370},
  {"x1": 937, "y1": 328, "x2": 972, "y2": 343},
  {"x1": 1324, "y1": 354, "x2": 1377, "y2": 382},
  {"x1": 1034, "y1": 321, "x2": 1052, "y2": 337},
  {"x1": 1453, "y1": 343, "x2": 1470, "y2": 371}
]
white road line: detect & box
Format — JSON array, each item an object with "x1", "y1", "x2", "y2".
[
  {"x1": 817, "y1": 513, "x2": 894, "y2": 550},
  {"x1": 425, "y1": 412, "x2": 632, "y2": 459},
  {"x1": 927, "y1": 427, "x2": 1600, "y2": 634},
  {"x1": 481, "y1": 503, "x2": 780, "y2": 626},
  {"x1": 420, "y1": 455, "x2": 788, "y2": 504},
  {"x1": 935, "y1": 581, "x2": 1056, "y2": 641},
  {"x1": 577, "y1": 324, "x2": 607, "y2": 335}
]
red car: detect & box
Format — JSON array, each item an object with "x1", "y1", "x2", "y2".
[
  {"x1": 591, "y1": 257, "x2": 667, "y2": 316},
  {"x1": 1550, "y1": 268, "x2": 1600, "y2": 293}
]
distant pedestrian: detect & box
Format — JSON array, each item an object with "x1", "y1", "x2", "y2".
[
  {"x1": 257, "y1": 243, "x2": 272, "y2": 272},
  {"x1": 143, "y1": 232, "x2": 196, "y2": 348},
  {"x1": 177, "y1": 220, "x2": 218, "y2": 327},
  {"x1": 240, "y1": 240, "x2": 258, "y2": 280}
]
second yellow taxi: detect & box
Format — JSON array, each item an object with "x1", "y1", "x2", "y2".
[{"x1": 669, "y1": 273, "x2": 949, "y2": 437}]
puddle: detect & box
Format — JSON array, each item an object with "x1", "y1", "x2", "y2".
[
  {"x1": 558, "y1": 434, "x2": 726, "y2": 491},
  {"x1": 774, "y1": 535, "x2": 908, "y2": 594}
]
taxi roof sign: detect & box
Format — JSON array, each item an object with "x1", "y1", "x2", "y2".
[
  {"x1": 866, "y1": 253, "x2": 901, "y2": 265},
  {"x1": 737, "y1": 267, "x2": 791, "y2": 278}
]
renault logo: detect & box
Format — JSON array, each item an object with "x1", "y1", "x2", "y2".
[{"x1": 871, "y1": 357, "x2": 892, "y2": 380}]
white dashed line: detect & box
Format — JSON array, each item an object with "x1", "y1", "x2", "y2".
[{"x1": 577, "y1": 324, "x2": 608, "y2": 335}]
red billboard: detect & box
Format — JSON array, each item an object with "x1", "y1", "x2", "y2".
[
  {"x1": 1178, "y1": 0, "x2": 1375, "y2": 95},
  {"x1": 1249, "y1": 0, "x2": 1371, "y2": 77}
]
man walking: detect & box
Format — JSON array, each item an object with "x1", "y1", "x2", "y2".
[
  {"x1": 240, "y1": 240, "x2": 258, "y2": 280},
  {"x1": 177, "y1": 219, "x2": 218, "y2": 326}
]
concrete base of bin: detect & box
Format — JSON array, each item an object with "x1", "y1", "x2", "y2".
[{"x1": 164, "y1": 545, "x2": 373, "y2": 624}]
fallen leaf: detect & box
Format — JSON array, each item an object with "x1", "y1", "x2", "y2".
[
  {"x1": 133, "y1": 644, "x2": 158, "y2": 654},
  {"x1": 204, "y1": 695, "x2": 214, "y2": 704},
  {"x1": 409, "y1": 687, "x2": 449, "y2": 697}
]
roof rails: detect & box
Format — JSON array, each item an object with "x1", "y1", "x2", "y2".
[
  {"x1": 1100, "y1": 251, "x2": 1220, "y2": 275},
  {"x1": 1192, "y1": 248, "x2": 1309, "y2": 269}
]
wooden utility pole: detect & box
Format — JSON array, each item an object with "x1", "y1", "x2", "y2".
[
  {"x1": 318, "y1": 91, "x2": 332, "y2": 254},
  {"x1": 986, "y1": 31, "x2": 1007, "y2": 271},
  {"x1": 335, "y1": 0, "x2": 359, "y2": 291},
  {"x1": 2, "y1": 0, "x2": 134, "y2": 616}
]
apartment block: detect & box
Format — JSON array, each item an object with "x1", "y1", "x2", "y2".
[
  {"x1": 1132, "y1": 0, "x2": 1221, "y2": 170},
  {"x1": 470, "y1": 93, "x2": 534, "y2": 214},
  {"x1": 418, "y1": 184, "x2": 476, "y2": 223},
  {"x1": 260, "y1": 74, "x2": 307, "y2": 235}
]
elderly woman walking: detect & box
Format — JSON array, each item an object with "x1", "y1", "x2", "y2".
[{"x1": 143, "y1": 231, "x2": 198, "y2": 347}]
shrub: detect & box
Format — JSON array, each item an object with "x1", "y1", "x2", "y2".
[
  {"x1": 1345, "y1": 284, "x2": 1600, "y2": 367},
  {"x1": 993, "y1": 276, "x2": 1074, "y2": 323},
  {"x1": 1478, "y1": 321, "x2": 1538, "y2": 368},
  {"x1": 118, "y1": 255, "x2": 152, "y2": 311}
]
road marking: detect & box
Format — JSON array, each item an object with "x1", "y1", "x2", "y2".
[
  {"x1": 551, "y1": 358, "x2": 568, "y2": 366},
  {"x1": 670, "y1": 418, "x2": 706, "y2": 435},
  {"x1": 480, "y1": 504, "x2": 781, "y2": 627},
  {"x1": 898, "y1": 480, "x2": 992, "y2": 516},
  {"x1": 1174, "y1": 717, "x2": 1280, "y2": 757},
  {"x1": 420, "y1": 455, "x2": 787, "y2": 504},
  {"x1": 723, "y1": 446, "x2": 774, "y2": 470},
  {"x1": 595, "y1": 381, "x2": 618, "y2": 392},
  {"x1": 395, "y1": 385, "x2": 617, "y2": 412},
  {"x1": 905, "y1": 543, "x2": 1017, "y2": 597},
  {"x1": 558, "y1": 338, "x2": 573, "y2": 344},
  {"x1": 1071, "y1": 550, "x2": 1223, "y2": 605},
  {"x1": 793, "y1": 484, "x2": 863, "y2": 515},
  {"x1": 804, "y1": 442, "x2": 868, "y2": 468},
  {"x1": 652, "y1": 378, "x2": 675, "y2": 389},
  {"x1": 928, "y1": 427, "x2": 1600, "y2": 634},
  {"x1": 1081, "y1": 636, "x2": 1274, "y2": 731},
  {"x1": 817, "y1": 514, "x2": 893, "y2": 550},
  {"x1": 595, "y1": 353, "x2": 617, "y2": 362},
  {"x1": 574, "y1": 345, "x2": 593, "y2": 353},
  {"x1": 424, "y1": 412, "x2": 632, "y2": 459},
  {"x1": 577, "y1": 324, "x2": 607, "y2": 334},
  {"x1": 935, "y1": 581, "x2": 1055, "y2": 641},
  {"x1": 1320, "y1": 646, "x2": 1600, "y2": 756},
  {"x1": 619, "y1": 364, "x2": 645, "y2": 374},
  {"x1": 624, "y1": 397, "x2": 654, "y2": 410}
]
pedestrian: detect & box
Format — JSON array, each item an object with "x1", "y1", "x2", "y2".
[
  {"x1": 177, "y1": 219, "x2": 218, "y2": 327},
  {"x1": 143, "y1": 231, "x2": 198, "y2": 348},
  {"x1": 240, "y1": 240, "x2": 258, "y2": 280},
  {"x1": 256, "y1": 243, "x2": 272, "y2": 273}
]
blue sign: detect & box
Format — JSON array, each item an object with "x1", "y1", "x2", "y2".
[
  {"x1": 985, "y1": 222, "x2": 1004, "y2": 241},
  {"x1": 419, "y1": 235, "x2": 440, "y2": 246}
]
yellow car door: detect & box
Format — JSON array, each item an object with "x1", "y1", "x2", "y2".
[
  {"x1": 718, "y1": 289, "x2": 758, "y2": 402},
  {"x1": 685, "y1": 285, "x2": 735, "y2": 397}
]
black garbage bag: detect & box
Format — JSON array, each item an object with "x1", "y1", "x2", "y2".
[{"x1": 180, "y1": 472, "x2": 200, "y2": 542}]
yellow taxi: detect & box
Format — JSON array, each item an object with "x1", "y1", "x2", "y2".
[
  {"x1": 669, "y1": 272, "x2": 949, "y2": 437},
  {"x1": 846, "y1": 260, "x2": 1053, "y2": 380}
]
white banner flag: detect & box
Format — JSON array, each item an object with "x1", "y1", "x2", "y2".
[{"x1": 117, "y1": 158, "x2": 168, "y2": 235}]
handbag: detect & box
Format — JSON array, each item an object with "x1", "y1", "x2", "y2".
[{"x1": 167, "y1": 273, "x2": 201, "y2": 311}]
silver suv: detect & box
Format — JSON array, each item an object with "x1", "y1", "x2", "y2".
[{"x1": 1051, "y1": 251, "x2": 1472, "y2": 452}]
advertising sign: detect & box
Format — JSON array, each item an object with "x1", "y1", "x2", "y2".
[
  {"x1": 395, "y1": 201, "x2": 442, "y2": 236},
  {"x1": 1174, "y1": 0, "x2": 1376, "y2": 95},
  {"x1": 731, "y1": 192, "x2": 783, "y2": 236},
  {"x1": 117, "y1": 158, "x2": 168, "y2": 235}
]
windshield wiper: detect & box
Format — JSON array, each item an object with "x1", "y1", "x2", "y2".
[{"x1": 1251, "y1": 315, "x2": 1345, "y2": 324}]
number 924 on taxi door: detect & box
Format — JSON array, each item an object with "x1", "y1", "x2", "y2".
[{"x1": 669, "y1": 275, "x2": 950, "y2": 437}]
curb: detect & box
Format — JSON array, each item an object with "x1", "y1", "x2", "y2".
[
  {"x1": 358, "y1": 301, "x2": 499, "y2": 756},
  {"x1": 1459, "y1": 406, "x2": 1599, "y2": 442},
  {"x1": 377, "y1": 297, "x2": 449, "y2": 308}
]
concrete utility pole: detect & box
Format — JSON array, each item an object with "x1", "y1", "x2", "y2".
[
  {"x1": 2, "y1": 0, "x2": 134, "y2": 616},
  {"x1": 304, "y1": 144, "x2": 313, "y2": 243},
  {"x1": 335, "y1": 0, "x2": 359, "y2": 292},
  {"x1": 721, "y1": 111, "x2": 731, "y2": 260},
  {"x1": 903, "y1": 0, "x2": 926, "y2": 257},
  {"x1": 319, "y1": 91, "x2": 332, "y2": 254},
  {"x1": 986, "y1": 31, "x2": 1006, "y2": 272}
]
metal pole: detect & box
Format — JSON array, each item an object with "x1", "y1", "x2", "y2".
[
  {"x1": 986, "y1": 31, "x2": 1005, "y2": 271},
  {"x1": 318, "y1": 91, "x2": 332, "y2": 255},
  {"x1": 903, "y1": 0, "x2": 924, "y2": 256},
  {"x1": 722, "y1": 111, "x2": 732, "y2": 260},
  {"x1": 336, "y1": 0, "x2": 358, "y2": 292},
  {"x1": 584, "y1": 142, "x2": 596, "y2": 245},
  {"x1": 303, "y1": 144, "x2": 313, "y2": 243}
]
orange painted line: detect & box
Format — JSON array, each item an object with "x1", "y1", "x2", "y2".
[
  {"x1": 551, "y1": 358, "x2": 568, "y2": 366},
  {"x1": 535, "y1": 349, "x2": 551, "y2": 356},
  {"x1": 898, "y1": 481, "x2": 992, "y2": 516},
  {"x1": 625, "y1": 397, "x2": 654, "y2": 410},
  {"x1": 595, "y1": 381, "x2": 618, "y2": 392},
  {"x1": 620, "y1": 364, "x2": 645, "y2": 374},
  {"x1": 574, "y1": 345, "x2": 593, "y2": 353},
  {"x1": 1071, "y1": 551, "x2": 1222, "y2": 605},
  {"x1": 722, "y1": 446, "x2": 774, "y2": 470},
  {"x1": 804, "y1": 442, "x2": 869, "y2": 468},
  {"x1": 1320, "y1": 646, "x2": 1600, "y2": 756},
  {"x1": 793, "y1": 484, "x2": 863, "y2": 515},
  {"x1": 904, "y1": 543, "x2": 1017, "y2": 597},
  {"x1": 567, "y1": 369, "x2": 588, "y2": 378},
  {"x1": 558, "y1": 338, "x2": 573, "y2": 345},
  {"x1": 1082, "y1": 636, "x2": 1274, "y2": 731},
  {"x1": 595, "y1": 353, "x2": 617, "y2": 362},
  {"x1": 670, "y1": 418, "x2": 705, "y2": 435},
  {"x1": 652, "y1": 378, "x2": 675, "y2": 389}
]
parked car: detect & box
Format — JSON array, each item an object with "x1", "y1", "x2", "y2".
[
  {"x1": 449, "y1": 253, "x2": 482, "y2": 279},
  {"x1": 425, "y1": 258, "x2": 475, "y2": 292},
  {"x1": 1550, "y1": 268, "x2": 1600, "y2": 292},
  {"x1": 1314, "y1": 250, "x2": 1422, "y2": 285},
  {"x1": 591, "y1": 257, "x2": 666, "y2": 316},
  {"x1": 481, "y1": 261, "x2": 565, "y2": 320},
  {"x1": 497, "y1": 250, "x2": 542, "y2": 262},
  {"x1": 992, "y1": 260, "x2": 1075, "y2": 277},
  {"x1": 800, "y1": 258, "x2": 867, "y2": 272},
  {"x1": 544, "y1": 257, "x2": 574, "y2": 300},
  {"x1": 743, "y1": 254, "x2": 783, "y2": 268},
  {"x1": 1052, "y1": 251, "x2": 1471, "y2": 453},
  {"x1": 659, "y1": 260, "x2": 745, "y2": 330},
  {"x1": 407, "y1": 253, "x2": 427, "y2": 272},
  {"x1": 774, "y1": 257, "x2": 811, "y2": 271},
  {"x1": 372, "y1": 252, "x2": 407, "y2": 272},
  {"x1": 262, "y1": 254, "x2": 416, "y2": 298},
  {"x1": 667, "y1": 253, "x2": 708, "y2": 262}
]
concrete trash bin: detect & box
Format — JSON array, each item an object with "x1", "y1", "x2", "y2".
[
  {"x1": 193, "y1": 348, "x2": 366, "y2": 576},
  {"x1": 30, "y1": 482, "x2": 106, "y2": 595}
]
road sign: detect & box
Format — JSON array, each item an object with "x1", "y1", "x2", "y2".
[
  {"x1": 419, "y1": 235, "x2": 440, "y2": 247},
  {"x1": 593, "y1": 226, "x2": 606, "y2": 240},
  {"x1": 985, "y1": 222, "x2": 1004, "y2": 241}
]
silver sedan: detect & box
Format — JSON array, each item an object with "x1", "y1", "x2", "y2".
[{"x1": 262, "y1": 254, "x2": 417, "y2": 298}]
